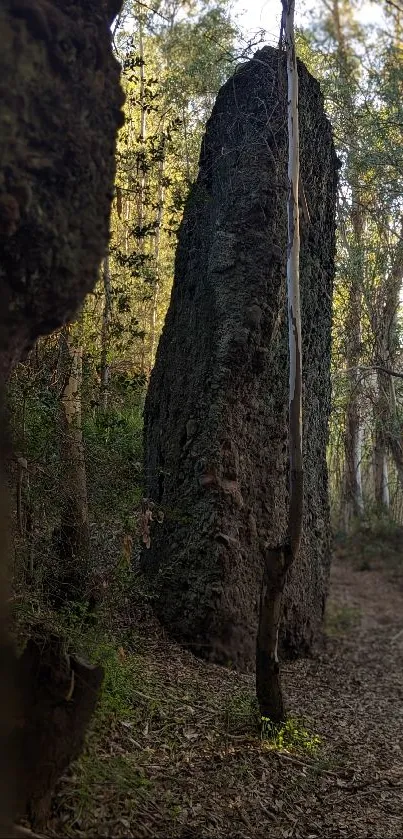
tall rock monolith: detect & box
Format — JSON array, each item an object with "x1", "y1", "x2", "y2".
[{"x1": 143, "y1": 46, "x2": 338, "y2": 669}]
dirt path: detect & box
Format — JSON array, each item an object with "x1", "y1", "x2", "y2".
[
  {"x1": 281, "y1": 555, "x2": 403, "y2": 839},
  {"x1": 52, "y1": 552, "x2": 403, "y2": 839}
]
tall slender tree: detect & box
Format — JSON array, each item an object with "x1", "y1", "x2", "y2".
[{"x1": 256, "y1": 0, "x2": 303, "y2": 724}]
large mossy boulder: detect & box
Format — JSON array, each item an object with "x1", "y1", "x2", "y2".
[{"x1": 143, "y1": 46, "x2": 338, "y2": 669}]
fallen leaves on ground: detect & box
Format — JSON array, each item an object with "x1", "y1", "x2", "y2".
[{"x1": 49, "y1": 549, "x2": 403, "y2": 839}]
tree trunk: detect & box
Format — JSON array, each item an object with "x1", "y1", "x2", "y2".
[
  {"x1": 374, "y1": 368, "x2": 403, "y2": 496},
  {"x1": 256, "y1": 547, "x2": 291, "y2": 723},
  {"x1": 385, "y1": 378, "x2": 403, "y2": 492},
  {"x1": 137, "y1": 5, "x2": 149, "y2": 375},
  {"x1": 373, "y1": 436, "x2": 390, "y2": 510},
  {"x1": 137, "y1": 3, "x2": 147, "y2": 245},
  {"x1": 343, "y1": 194, "x2": 364, "y2": 528},
  {"x1": 13, "y1": 633, "x2": 103, "y2": 830},
  {"x1": 256, "y1": 0, "x2": 303, "y2": 723},
  {"x1": 100, "y1": 255, "x2": 112, "y2": 410},
  {"x1": 373, "y1": 373, "x2": 390, "y2": 511},
  {"x1": 57, "y1": 327, "x2": 90, "y2": 603},
  {"x1": 149, "y1": 154, "x2": 166, "y2": 372},
  {"x1": 380, "y1": 228, "x2": 403, "y2": 490},
  {"x1": 343, "y1": 388, "x2": 364, "y2": 527},
  {"x1": 327, "y1": 0, "x2": 365, "y2": 528}
]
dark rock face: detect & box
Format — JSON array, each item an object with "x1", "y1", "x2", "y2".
[
  {"x1": 13, "y1": 634, "x2": 103, "y2": 829},
  {"x1": 0, "y1": 1, "x2": 123, "y2": 830},
  {"x1": 143, "y1": 47, "x2": 338, "y2": 670},
  {"x1": 0, "y1": 0, "x2": 124, "y2": 378}
]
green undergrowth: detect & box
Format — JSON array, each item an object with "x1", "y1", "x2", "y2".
[
  {"x1": 83, "y1": 403, "x2": 144, "y2": 522},
  {"x1": 334, "y1": 513, "x2": 403, "y2": 573},
  {"x1": 64, "y1": 643, "x2": 324, "y2": 836},
  {"x1": 261, "y1": 716, "x2": 321, "y2": 757},
  {"x1": 12, "y1": 558, "x2": 323, "y2": 834},
  {"x1": 325, "y1": 602, "x2": 362, "y2": 636}
]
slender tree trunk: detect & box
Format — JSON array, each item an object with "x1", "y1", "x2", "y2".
[
  {"x1": 137, "y1": 3, "x2": 147, "y2": 244},
  {"x1": 137, "y1": 4, "x2": 149, "y2": 375},
  {"x1": 124, "y1": 193, "x2": 131, "y2": 256},
  {"x1": 328, "y1": 0, "x2": 365, "y2": 526},
  {"x1": 58, "y1": 326, "x2": 90, "y2": 603},
  {"x1": 385, "y1": 377, "x2": 403, "y2": 492},
  {"x1": 100, "y1": 255, "x2": 112, "y2": 410},
  {"x1": 343, "y1": 384, "x2": 364, "y2": 524},
  {"x1": 381, "y1": 455, "x2": 390, "y2": 508},
  {"x1": 343, "y1": 193, "x2": 364, "y2": 527},
  {"x1": 375, "y1": 368, "x2": 403, "y2": 496},
  {"x1": 256, "y1": 546, "x2": 292, "y2": 722},
  {"x1": 374, "y1": 224, "x2": 403, "y2": 496},
  {"x1": 182, "y1": 106, "x2": 191, "y2": 183},
  {"x1": 256, "y1": 0, "x2": 303, "y2": 724},
  {"x1": 388, "y1": 436, "x2": 403, "y2": 492},
  {"x1": 373, "y1": 372, "x2": 390, "y2": 510},
  {"x1": 149, "y1": 154, "x2": 166, "y2": 372},
  {"x1": 373, "y1": 429, "x2": 390, "y2": 510}
]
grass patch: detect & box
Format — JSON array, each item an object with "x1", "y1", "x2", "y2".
[
  {"x1": 223, "y1": 690, "x2": 260, "y2": 735},
  {"x1": 325, "y1": 603, "x2": 362, "y2": 636},
  {"x1": 77, "y1": 753, "x2": 151, "y2": 799}
]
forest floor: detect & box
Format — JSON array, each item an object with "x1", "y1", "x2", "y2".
[{"x1": 48, "y1": 534, "x2": 403, "y2": 839}]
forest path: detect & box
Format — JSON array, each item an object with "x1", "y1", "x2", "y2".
[
  {"x1": 283, "y1": 549, "x2": 403, "y2": 839},
  {"x1": 52, "y1": 547, "x2": 403, "y2": 839}
]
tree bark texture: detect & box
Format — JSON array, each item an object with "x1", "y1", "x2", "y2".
[
  {"x1": 143, "y1": 47, "x2": 338, "y2": 670},
  {"x1": 255, "y1": 0, "x2": 303, "y2": 723}
]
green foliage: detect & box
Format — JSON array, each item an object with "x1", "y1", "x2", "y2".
[
  {"x1": 107, "y1": 0, "x2": 237, "y2": 376},
  {"x1": 303, "y1": 1, "x2": 403, "y2": 526},
  {"x1": 90, "y1": 641, "x2": 145, "y2": 725},
  {"x1": 83, "y1": 402, "x2": 144, "y2": 519},
  {"x1": 261, "y1": 716, "x2": 321, "y2": 757}
]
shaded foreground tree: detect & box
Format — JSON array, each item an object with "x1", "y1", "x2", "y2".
[
  {"x1": 144, "y1": 46, "x2": 338, "y2": 669},
  {"x1": 0, "y1": 0, "x2": 124, "y2": 833}
]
